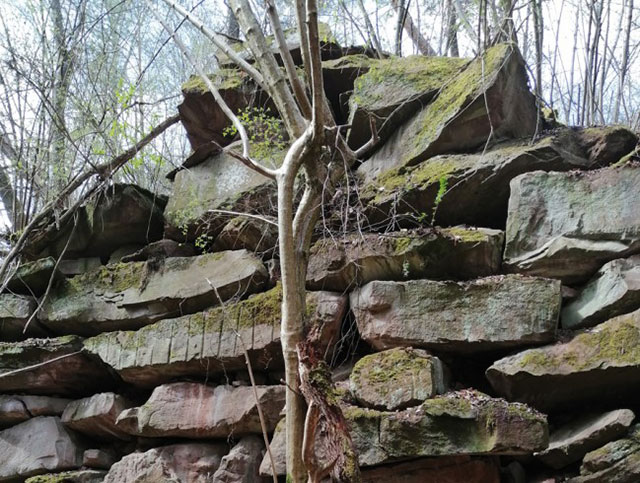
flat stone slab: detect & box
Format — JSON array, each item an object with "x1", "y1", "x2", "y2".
[
  {"x1": 104, "y1": 443, "x2": 228, "y2": 483},
  {"x1": 0, "y1": 294, "x2": 48, "y2": 341},
  {"x1": 84, "y1": 286, "x2": 346, "y2": 387},
  {"x1": 487, "y1": 308, "x2": 640, "y2": 410},
  {"x1": 62, "y1": 392, "x2": 134, "y2": 441},
  {"x1": 536, "y1": 409, "x2": 635, "y2": 469},
  {"x1": 360, "y1": 129, "x2": 591, "y2": 230},
  {"x1": 350, "y1": 275, "x2": 560, "y2": 353},
  {"x1": 0, "y1": 416, "x2": 84, "y2": 482},
  {"x1": 260, "y1": 390, "x2": 547, "y2": 476},
  {"x1": 41, "y1": 250, "x2": 268, "y2": 335},
  {"x1": 116, "y1": 382, "x2": 284, "y2": 439},
  {"x1": 350, "y1": 347, "x2": 449, "y2": 410},
  {"x1": 504, "y1": 165, "x2": 640, "y2": 284},
  {"x1": 562, "y1": 256, "x2": 640, "y2": 330},
  {"x1": 0, "y1": 336, "x2": 116, "y2": 397},
  {"x1": 307, "y1": 227, "x2": 503, "y2": 292},
  {"x1": 0, "y1": 395, "x2": 70, "y2": 428}
]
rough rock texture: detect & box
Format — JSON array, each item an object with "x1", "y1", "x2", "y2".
[
  {"x1": 0, "y1": 395, "x2": 70, "y2": 428},
  {"x1": 260, "y1": 390, "x2": 547, "y2": 476},
  {"x1": 321, "y1": 54, "x2": 374, "y2": 124},
  {"x1": 212, "y1": 216, "x2": 278, "y2": 254},
  {"x1": 568, "y1": 424, "x2": 640, "y2": 482},
  {"x1": 83, "y1": 449, "x2": 117, "y2": 470},
  {"x1": 5, "y1": 257, "x2": 59, "y2": 296},
  {"x1": 0, "y1": 336, "x2": 116, "y2": 397},
  {"x1": 58, "y1": 258, "x2": 102, "y2": 276},
  {"x1": 361, "y1": 129, "x2": 591, "y2": 229},
  {"x1": 537, "y1": 409, "x2": 635, "y2": 469},
  {"x1": 84, "y1": 286, "x2": 345, "y2": 387},
  {"x1": 62, "y1": 392, "x2": 134, "y2": 441},
  {"x1": 0, "y1": 294, "x2": 47, "y2": 341},
  {"x1": 575, "y1": 125, "x2": 638, "y2": 166},
  {"x1": 350, "y1": 275, "x2": 560, "y2": 353},
  {"x1": 25, "y1": 470, "x2": 107, "y2": 483},
  {"x1": 360, "y1": 456, "x2": 500, "y2": 483},
  {"x1": 562, "y1": 256, "x2": 640, "y2": 330},
  {"x1": 164, "y1": 143, "x2": 281, "y2": 241},
  {"x1": 307, "y1": 227, "x2": 503, "y2": 291},
  {"x1": 116, "y1": 383, "x2": 284, "y2": 438},
  {"x1": 87, "y1": 184, "x2": 165, "y2": 256},
  {"x1": 504, "y1": 165, "x2": 640, "y2": 284},
  {"x1": 104, "y1": 443, "x2": 228, "y2": 483},
  {"x1": 346, "y1": 55, "x2": 467, "y2": 150},
  {"x1": 212, "y1": 436, "x2": 267, "y2": 483},
  {"x1": 0, "y1": 416, "x2": 84, "y2": 482},
  {"x1": 120, "y1": 239, "x2": 196, "y2": 262},
  {"x1": 40, "y1": 250, "x2": 268, "y2": 335},
  {"x1": 358, "y1": 44, "x2": 537, "y2": 182},
  {"x1": 350, "y1": 347, "x2": 449, "y2": 410},
  {"x1": 487, "y1": 309, "x2": 640, "y2": 410}
]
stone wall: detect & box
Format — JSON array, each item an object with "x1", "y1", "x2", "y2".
[{"x1": 1, "y1": 40, "x2": 639, "y2": 482}]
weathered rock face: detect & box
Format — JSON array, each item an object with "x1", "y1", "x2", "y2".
[
  {"x1": 103, "y1": 443, "x2": 228, "y2": 483},
  {"x1": 58, "y1": 257, "x2": 101, "y2": 276},
  {"x1": 504, "y1": 165, "x2": 640, "y2": 284},
  {"x1": 87, "y1": 184, "x2": 165, "y2": 256},
  {"x1": 487, "y1": 309, "x2": 640, "y2": 410},
  {"x1": 360, "y1": 129, "x2": 590, "y2": 229},
  {"x1": 307, "y1": 227, "x2": 503, "y2": 291},
  {"x1": 0, "y1": 294, "x2": 47, "y2": 341},
  {"x1": 569, "y1": 424, "x2": 640, "y2": 482},
  {"x1": 83, "y1": 286, "x2": 346, "y2": 387},
  {"x1": 0, "y1": 416, "x2": 84, "y2": 482},
  {"x1": 212, "y1": 216, "x2": 278, "y2": 254},
  {"x1": 212, "y1": 436, "x2": 266, "y2": 483},
  {"x1": 164, "y1": 144, "x2": 281, "y2": 241},
  {"x1": 62, "y1": 392, "x2": 134, "y2": 441},
  {"x1": 0, "y1": 336, "x2": 116, "y2": 397},
  {"x1": 360, "y1": 456, "x2": 500, "y2": 483},
  {"x1": 25, "y1": 470, "x2": 107, "y2": 483},
  {"x1": 536, "y1": 409, "x2": 635, "y2": 469},
  {"x1": 5, "y1": 257, "x2": 59, "y2": 296},
  {"x1": 0, "y1": 395, "x2": 70, "y2": 428},
  {"x1": 83, "y1": 449, "x2": 117, "y2": 470},
  {"x1": 40, "y1": 251, "x2": 268, "y2": 335},
  {"x1": 260, "y1": 390, "x2": 547, "y2": 476},
  {"x1": 116, "y1": 383, "x2": 284, "y2": 439},
  {"x1": 349, "y1": 347, "x2": 449, "y2": 410},
  {"x1": 346, "y1": 55, "x2": 467, "y2": 150},
  {"x1": 574, "y1": 125, "x2": 638, "y2": 167},
  {"x1": 120, "y1": 239, "x2": 196, "y2": 263},
  {"x1": 562, "y1": 256, "x2": 640, "y2": 330},
  {"x1": 350, "y1": 275, "x2": 560, "y2": 353}
]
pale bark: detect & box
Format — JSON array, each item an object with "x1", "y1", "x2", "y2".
[
  {"x1": 614, "y1": 0, "x2": 633, "y2": 122},
  {"x1": 390, "y1": 0, "x2": 437, "y2": 55}
]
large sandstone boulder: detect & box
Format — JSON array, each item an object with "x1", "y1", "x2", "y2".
[
  {"x1": 0, "y1": 416, "x2": 84, "y2": 482},
  {"x1": 536, "y1": 409, "x2": 635, "y2": 469},
  {"x1": 0, "y1": 395, "x2": 70, "y2": 428},
  {"x1": 504, "y1": 165, "x2": 640, "y2": 284},
  {"x1": 40, "y1": 250, "x2": 268, "y2": 335},
  {"x1": 0, "y1": 294, "x2": 47, "y2": 341},
  {"x1": 562, "y1": 256, "x2": 640, "y2": 330},
  {"x1": 307, "y1": 227, "x2": 503, "y2": 291},
  {"x1": 103, "y1": 443, "x2": 228, "y2": 483},
  {"x1": 83, "y1": 286, "x2": 346, "y2": 387},
  {"x1": 360, "y1": 129, "x2": 591, "y2": 229},
  {"x1": 260, "y1": 390, "x2": 547, "y2": 476},
  {"x1": 212, "y1": 436, "x2": 267, "y2": 483},
  {"x1": 350, "y1": 275, "x2": 560, "y2": 353},
  {"x1": 487, "y1": 308, "x2": 640, "y2": 410},
  {"x1": 357, "y1": 43, "x2": 537, "y2": 182},
  {"x1": 116, "y1": 382, "x2": 284, "y2": 438},
  {"x1": 62, "y1": 392, "x2": 134, "y2": 441},
  {"x1": 346, "y1": 54, "x2": 467, "y2": 150},
  {"x1": 350, "y1": 347, "x2": 449, "y2": 410},
  {"x1": 0, "y1": 336, "x2": 116, "y2": 397},
  {"x1": 164, "y1": 144, "x2": 281, "y2": 241}
]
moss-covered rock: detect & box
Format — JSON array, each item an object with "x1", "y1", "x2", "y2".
[
  {"x1": 350, "y1": 348, "x2": 449, "y2": 410},
  {"x1": 306, "y1": 227, "x2": 503, "y2": 291},
  {"x1": 40, "y1": 250, "x2": 268, "y2": 336},
  {"x1": 260, "y1": 389, "x2": 548, "y2": 476},
  {"x1": 350, "y1": 275, "x2": 560, "y2": 353},
  {"x1": 487, "y1": 308, "x2": 640, "y2": 410},
  {"x1": 358, "y1": 43, "x2": 538, "y2": 182},
  {"x1": 25, "y1": 470, "x2": 107, "y2": 483},
  {"x1": 83, "y1": 287, "x2": 346, "y2": 387}
]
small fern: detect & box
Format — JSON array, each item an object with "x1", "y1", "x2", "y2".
[{"x1": 431, "y1": 175, "x2": 449, "y2": 225}]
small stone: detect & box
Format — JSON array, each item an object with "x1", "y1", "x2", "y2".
[
  {"x1": 83, "y1": 448, "x2": 117, "y2": 470},
  {"x1": 212, "y1": 436, "x2": 267, "y2": 482},
  {"x1": 0, "y1": 395, "x2": 70, "y2": 428},
  {"x1": 62, "y1": 392, "x2": 134, "y2": 441}
]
